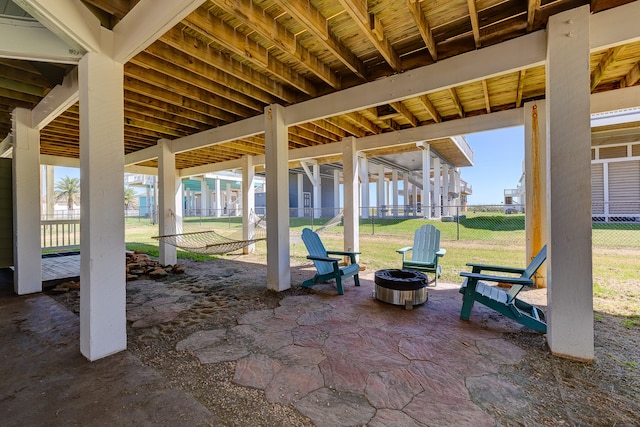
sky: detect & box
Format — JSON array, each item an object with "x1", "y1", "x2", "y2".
[
  {"x1": 51, "y1": 127, "x2": 526, "y2": 206},
  {"x1": 459, "y1": 126, "x2": 525, "y2": 205}
]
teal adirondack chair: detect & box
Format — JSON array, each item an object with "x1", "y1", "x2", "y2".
[
  {"x1": 396, "y1": 224, "x2": 446, "y2": 286},
  {"x1": 300, "y1": 228, "x2": 361, "y2": 295},
  {"x1": 459, "y1": 245, "x2": 547, "y2": 333}
]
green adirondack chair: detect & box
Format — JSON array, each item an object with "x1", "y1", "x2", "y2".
[
  {"x1": 300, "y1": 228, "x2": 361, "y2": 295},
  {"x1": 396, "y1": 224, "x2": 446, "y2": 286},
  {"x1": 459, "y1": 245, "x2": 547, "y2": 333}
]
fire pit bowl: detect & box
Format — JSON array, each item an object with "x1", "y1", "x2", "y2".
[{"x1": 374, "y1": 269, "x2": 428, "y2": 310}]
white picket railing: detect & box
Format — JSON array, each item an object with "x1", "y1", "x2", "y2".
[{"x1": 41, "y1": 219, "x2": 80, "y2": 250}]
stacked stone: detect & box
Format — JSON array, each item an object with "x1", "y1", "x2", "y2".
[{"x1": 126, "y1": 251, "x2": 186, "y2": 281}]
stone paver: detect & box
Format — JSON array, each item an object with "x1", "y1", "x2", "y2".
[{"x1": 170, "y1": 279, "x2": 533, "y2": 425}]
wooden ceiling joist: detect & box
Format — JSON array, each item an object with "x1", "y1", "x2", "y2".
[
  {"x1": 591, "y1": 46, "x2": 624, "y2": 91},
  {"x1": 466, "y1": 0, "x2": 481, "y2": 49},
  {"x1": 620, "y1": 61, "x2": 640, "y2": 87},
  {"x1": 448, "y1": 88, "x2": 465, "y2": 118},
  {"x1": 417, "y1": 95, "x2": 441, "y2": 123},
  {"x1": 406, "y1": 0, "x2": 437, "y2": 61}
]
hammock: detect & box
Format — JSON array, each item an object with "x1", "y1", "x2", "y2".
[{"x1": 152, "y1": 211, "x2": 266, "y2": 255}]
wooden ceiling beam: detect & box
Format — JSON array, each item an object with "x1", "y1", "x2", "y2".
[
  {"x1": 390, "y1": 101, "x2": 418, "y2": 127},
  {"x1": 344, "y1": 112, "x2": 382, "y2": 134},
  {"x1": 516, "y1": 70, "x2": 526, "y2": 107},
  {"x1": 130, "y1": 53, "x2": 264, "y2": 113},
  {"x1": 274, "y1": 0, "x2": 367, "y2": 79},
  {"x1": 160, "y1": 28, "x2": 299, "y2": 104},
  {"x1": 417, "y1": 95, "x2": 441, "y2": 123},
  {"x1": 0, "y1": 88, "x2": 41, "y2": 105},
  {"x1": 125, "y1": 92, "x2": 222, "y2": 128},
  {"x1": 527, "y1": 0, "x2": 541, "y2": 32},
  {"x1": 482, "y1": 80, "x2": 491, "y2": 113},
  {"x1": 466, "y1": 0, "x2": 481, "y2": 48},
  {"x1": 123, "y1": 75, "x2": 239, "y2": 123},
  {"x1": 448, "y1": 87, "x2": 465, "y2": 118},
  {"x1": 215, "y1": 0, "x2": 340, "y2": 89},
  {"x1": 619, "y1": 61, "x2": 640, "y2": 88},
  {"x1": 289, "y1": 125, "x2": 334, "y2": 145},
  {"x1": 324, "y1": 116, "x2": 367, "y2": 138},
  {"x1": 184, "y1": 11, "x2": 317, "y2": 96},
  {"x1": 311, "y1": 120, "x2": 348, "y2": 139},
  {"x1": 297, "y1": 122, "x2": 342, "y2": 142},
  {"x1": 337, "y1": 0, "x2": 402, "y2": 71},
  {"x1": 405, "y1": 0, "x2": 437, "y2": 61},
  {"x1": 591, "y1": 46, "x2": 623, "y2": 91}
]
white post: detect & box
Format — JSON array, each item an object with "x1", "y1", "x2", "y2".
[
  {"x1": 201, "y1": 177, "x2": 209, "y2": 216},
  {"x1": 432, "y1": 157, "x2": 441, "y2": 218},
  {"x1": 524, "y1": 100, "x2": 547, "y2": 287},
  {"x1": 12, "y1": 108, "x2": 42, "y2": 295},
  {"x1": 402, "y1": 172, "x2": 410, "y2": 215},
  {"x1": 333, "y1": 169, "x2": 340, "y2": 216},
  {"x1": 242, "y1": 155, "x2": 255, "y2": 254},
  {"x1": 297, "y1": 173, "x2": 304, "y2": 218},
  {"x1": 376, "y1": 163, "x2": 385, "y2": 216},
  {"x1": 421, "y1": 146, "x2": 431, "y2": 218},
  {"x1": 264, "y1": 104, "x2": 290, "y2": 291},
  {"x1": 78, "y1": 53, "x2": 126, "y2": 360},
  {"x1": 392, "y1": 170, "x2": 398, "y2": 216},
  {"x1": 215, "y1": 178, "x2": 221, "y2": 217},
  {"x1": 158, "y1": 139, "x2": 181, "y2": 266},
  {"x1": 546, "y1": 6, "x2": 593, "y2": 361},
  {"x1": 442, "y1": 163, "x2": 450, "y2": 216},
  {"x1": 342, "y1": 137, "x2": 359, "y2": 257},
  {"x1": 359, "y1": 155, "x2": 369, "y2": 218},
  {"x1": 46, "y1": 165, "x2": 54, "y2": 218},
  {"x1": 313, "y1": 163, "x2": 321, "y2": 218},
  {"x1": 226, "y1": 183, "x2": 232, "y2": 214}
]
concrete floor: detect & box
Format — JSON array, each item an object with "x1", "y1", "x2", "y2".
[{"x1": 0, "y1": 260, "x2": 539, "y2": 426}]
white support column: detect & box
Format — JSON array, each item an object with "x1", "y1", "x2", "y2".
[
  {"x1": 313, "y1": 163, "x2": 321, "y2": 218},
  {"x1": 524, "y1": 100, "x2": 547, "y2": 287},
  {"x1": 185, "y1": 188, "x2": 191, "y2": 216},
  {"x1": 392, "y1": 170, "x2": 398, "y2": 216},
  {"x1": 432, "y1": 157, "x2": 441, "y2": 218},
  {"x1": 158, "y1": 139, "x2": 181, "y2": 266},
  {"x1": 242, "y1": 155, "x2": 255, "y2": 254},
  {"x1": 451, "y1": 168, "x2": 459, "y2": 212},
  {"x1": 201, "y1": 177, "x2": 209, "y2": 216},
  {"x1": 546, "y1": 6, "x2": 593, "y2": 361},
  {"x1": 376, "y1": 164, "x2": 385, "y2": 216},
  {"x1": 297, "y1": 173, "x2": 304, "y2": 218},
  {"x1": 225, "y1": 183, "x2": 232, "y2": 214},
  {"x1": 333, "y1": 169, "x2": 340, "y2": 216},
  {"x1": 264, "y1": 104, "x2": 290, "y2": 291},
  {"x1": 45, "y1": 165, "x2": 55, "y2": 218},
  {"x1": 359, "y1": 155, "x2": 369, "y2": 218},
  {"x1": 442, "y1": 163, "x2": 450, "y2": 216},
  {"x1": 78, "y1": 53, "x2": 126, "y2": 361},
  {"x1": 11, "y1": 108, "x2": 42, "y2": 295},
  {"x1": 342, "y1": 137, "x2": 359, "y2": 257},
  {"x1": 421, "y1": 146, "x2": 431, "y2": 218},
  {"x1": 402, "y1": 172, "x2": 410, "y2": 215},
  {"x1": 412, "y1": 180, "x2": 418, "y2": 216},
  {"x1": 215, "y1": 178, "x2": 221, "y2": 216}
]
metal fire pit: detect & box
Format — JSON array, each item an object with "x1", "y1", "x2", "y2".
[{"x1": 374, "y1": 269, "x2": 428, "y2": 310}]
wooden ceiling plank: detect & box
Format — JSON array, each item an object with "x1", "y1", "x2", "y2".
[
  {"x1": 482, "y1": 79, "x2": 491, "y2": 113},
  {"x1": 0, "y1": 87, "x2": 41, "y2": 104},
  {"x1": 591, "y1": 46, "x2": 624, "y2": 91},
  {"x1": 448, "y1": 87, "x2": 465, "y2": 118},
  {"x1": 324, "y1": 116, "x2": 367, "y2": 138},
  {"x1": 466, "y1": 0, "x2": 481, "y2": 48},
  {"x1": 298, "y1": 122, "x2": 342, "y2": 141},
  {"x1": 215, "y1": 0, "x2": 340, "y2": 89},
  {"x1": 417, "y1": 94, "x2": 442, "y2": 123},
  {"x1": 527, "y1": 0, "x2": 541, "y2": 32},
  {"x1": 337, "y1": 0, "x2": 402, "y2": 71},
  {"x1": 405, "y1": 0, "x2": 437, "y2": 61},
  {"x1": 184, "y1": 11, "x2": 317, "y2": 96},
  {"x1": 125, "y1": 92, "x2": 222, "y2": 128},
  {"x1": 160, "y1": 28, "x2": 299, "y2": 104},
  {"x1": 516, "y1": 69, "x2": 526, "y2": 107},
  {"x1": 274, "y1": 0, "x2": 367, "y2": 79}
]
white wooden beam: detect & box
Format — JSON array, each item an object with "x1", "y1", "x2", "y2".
[
  {"x1": 125, "y1": 165, "x2": 157, "y2": 175},
  {"x1": 124, "y1": 145, "x2": 159, "y2": 166},
  {"x1": 171, "y1": 115, "x2": 264, "y2": 154},
  {"x1": 179, "y1": 158, "x2": 243, "y2": 177},
  {"x1": 285, "y1": 31, "x2": 548, "y2": 126},
  {"x1": 112, "y1": 0, "x2": 205, "y2": 63},
  {"x1": 14, "y1": 0, "x2": 103, "y2": 53},
  {"x1": 40, "y1": 154, "x2": 79, "y2": 167},
  {"x1": 590, "y1": 1, "x2": 640, "y2": 50},
  {"x1": 0, "y1": 17, "x2": 83, "y2": 62},
  {"x1": 32, "y1": 67, "x2": 79, "y2": 130},
  {"x1": 590, "y1": 85, "x2": 640, "y2": 115}
]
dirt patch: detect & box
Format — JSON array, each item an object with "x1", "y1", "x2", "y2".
[{"x1": 48, "y1": 255, "x2": 639, "y2": 425}]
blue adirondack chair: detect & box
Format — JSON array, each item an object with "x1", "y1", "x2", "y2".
[
  {"x1": 459, "y1": 245, "x2": 547, "y2": 333},
  {"x1": 300, "y1": 228, "x2": 360, "y2": 295},
  {"x1": 396, "y1": 224, "x2": 446, "y2": 286}
]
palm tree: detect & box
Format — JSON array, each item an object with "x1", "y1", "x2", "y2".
[
  {"x1": 54, "y1": 176, "x2": 80, "y2": 210},
  {"x1": 124, "y1": 187, "x2": 139, "y2": 209}
]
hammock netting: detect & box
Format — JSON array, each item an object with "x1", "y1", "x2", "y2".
[{"x1": 152, "y1": 210, "x2": 343, "y2": 255}]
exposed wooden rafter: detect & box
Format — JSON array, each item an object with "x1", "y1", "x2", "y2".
[
  {"x1": 418, "y1": 95, "x2": 441, "y2": 123},
  {"x1": 482, "y1": 80, "x2": 491, "y2": 113},
  {"x1": 527, "y1": 0, "x2": 540, "y2": 32},
  {"x1": 406, "y1": 0, "x2": 437, "y2": 61},
  {"x1": 516, "y1": 70, "x2": 526, "y2": 107},
  {"x1": 337, "y1": 0, "x2": 402, "y2": 71},
  {"x1": 467, "y1": 0, "x2": 481, "y2": 48},
  {"x1": 591, "y1": 46, "x2": 623, "y2": 91},
  {"x1": 448, "y1": 88, "x2": 465, "y2": 118},
  {"x1": 620, "y1": 61, "x2": 640, "y2": 88}
]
